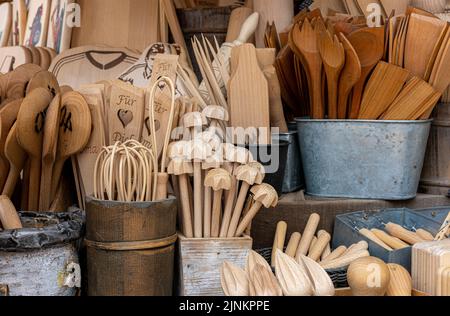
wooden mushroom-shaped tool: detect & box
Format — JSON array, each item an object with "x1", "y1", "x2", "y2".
[
  {"x1": 16, "y1": 88, "x2": 53, "y2": 211},
  {"x1": 386, "y1": 263, "x2": 412, "y2": 296},
  {"x1": 50, "y1": 92, "x2": 92, "y2": 201},
  {"x1": 227, "y1": 162, "x2": 265, "y2": 238},
  {"x1": 297, "y1": 254, "x2": 335, "y2": 296},
  {"x1": 205, "y1": 168, "x2": 232, "y2": 238},
  {"x1": 2, "y1": 123, "x2": 27, "y2": 197},
  {"x1": 0, "y1": 99, "x2": 22, "y2": 192},
  {"x1": 347, "y1": 256, "x2": 391, "y2": 296},
  {"x1": 202, "y1": 148, "x2": 222, "y2": 238},
  {"x1": 249, "y1": 263, "x2": 283, "y2": 297},
  {"x1": 168, "y1": 157, "x2": 194, "y2": 238},
  {"x1": 39, "y1": 94, "x2": 61, "y2": 211},
  {"x1": 184, "y1": 112, "x2": 207, "y2": 238},
  {"x1": 0, "y1": 195, "x2": 22, "y2": 230},
  {"x1": 275, "y1": 249, "x2": 313, "y2": 296},
  {"x1": 235, "y1": 184, "x2": 278, "y2": 237},
  {"x1": 202, "y1": 105, "x2": 229, "y2": 132},
  {"x1": 221, "y1": 261, "x2": 249, "y2": 296}
]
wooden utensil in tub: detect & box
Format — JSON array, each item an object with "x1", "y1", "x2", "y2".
[{"x1": 16, "y1": 88, "x2": 53, "y2": 211}]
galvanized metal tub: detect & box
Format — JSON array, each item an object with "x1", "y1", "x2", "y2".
[{"x1": 295, "y1": 119, "x2": 432, "y2": 200}]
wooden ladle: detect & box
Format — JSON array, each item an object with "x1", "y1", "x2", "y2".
[
  {"x1": 337, "y1": 33, "x2": 361, "y2": 119},
  {"x1": 16, "y1": 88, "x2": 53, "y2": 211},
  {"x1": 50, "y1": 92, "x2": 92, "y2": 200},
  {"x1": 319, "y1": 31, "x2": 345, "y2": 119},
  {"x1": 39, "y1": 94, "x2": 61, "y2": 211},
  {"x1": 2, "y1": 123, "x2": 27, "y2": 197},
  {"x1": 347, "y1": 26, "x2": 385, "y2": 119}
]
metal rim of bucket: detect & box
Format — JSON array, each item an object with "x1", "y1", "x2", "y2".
[{"x1": 295, "y1": 118, "x2": 433, "y2": 124}]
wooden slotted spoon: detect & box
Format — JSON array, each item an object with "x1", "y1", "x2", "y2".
[
  {"x1": 319, "y1": 31, "x2": 345, "y2": 119},
  {"x1": 16, "y1": 88, "x2": 53, "y2": 211},
  {"x1": 348, "y1": 26, "x2": 385, "y2": 119},
  {"x1": 50, "y1": 92, "x2": 92, "y2": 200}
]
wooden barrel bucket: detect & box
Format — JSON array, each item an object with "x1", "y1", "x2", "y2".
[
  {"x1": 420, "y1": 103, "x2": 450, "y2": 195},
  {"x1": 85, "y1": 197, "x2": 177, "y2": 296}
]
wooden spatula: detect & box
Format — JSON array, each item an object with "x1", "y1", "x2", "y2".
[
  {"x1": 16, "y1": 88, "x2": 53, "y2": 211},
  {"x1": 39, "y1": 94, "x2": 61, "y2": 211},
  {"x1": 0, "y1": 99, "x2": 22, "y2": 192},
  {"x1": 51, "y1": 92, "x2": 92, "y2": 200},
  {"x1": 337, "y1": 33, "x2": 361, "y2": 119},
  {"x1": 319, "y1": 31, "x2": 345, "y2": 119},
  {"x1": 348, "y1": 26, "x2": 385, "y2": 119},
  {"x1": 2, "y1": 123, "x2": 27, "y2": 198},
  {"x1": 429, "y1": 28, "x2": 450, "y2": 93}
]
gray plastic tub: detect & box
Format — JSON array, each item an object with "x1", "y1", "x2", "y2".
[{"x1": 295, "y1": 119, "x2": 432, "y2": 200}]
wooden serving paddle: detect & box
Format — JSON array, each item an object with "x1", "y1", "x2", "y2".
[
  {"x1": 50, "y1": 92, "x2": 92, "y2": 200},
  {"x1": 0, "y1": 99, "x2": 22, "y2": 192},
  {"x1": 39, "y1": 94, "x2": 61, "y2": 211},
  {"x1": 16, "y1": 88, "x2": 53, "y2": 211},
  {"x1": 337, "y1": 33, "x2": 361, "y2": 119},
  {"x1": 0, "y1": 195, "x2": 22, "y2": 230},
  {"x1": 348, "y1": 26, "x2": 385, "y2": 119},
  {"x1": 25, "y1": 70, "x2": 60, "y2": 96},
  {"x1": 2, "y1": 123, "x2": 27, "y2": 198}
]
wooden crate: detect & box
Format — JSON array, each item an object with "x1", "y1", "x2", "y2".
[{"x1": 177, "y1": 234, "x2": 253, "y2": 296}]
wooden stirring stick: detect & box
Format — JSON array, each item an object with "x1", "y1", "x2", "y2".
[
  {"x1": 39, "y1": 94, "x2": 61, "y2": 211},
  {"x1": 16, "y1": 88, "x2": 53, "y2": 211},
  {"x1": 50, "y1": 92, "x2": 92, "y2": 201}
]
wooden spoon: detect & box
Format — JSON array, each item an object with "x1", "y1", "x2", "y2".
[
  {"x1": 293, "y1": 19, "x2": 324, "y2": 119},
  {"x1": 319, "y1": 31, "x2": 345, "y2": 119},
  {"x1": 0, "y1": 99, "x2": 22, "y2": 192},
  {"x1": 50, "y1": 92, "x2": 92, "y2": 200},
  {"x1": 348, "y1": 26, "x2": 385, "y2": 119},
  {"x1": 2, "y1": 123, "x2": 27, "y2": 197},
  {"x1": 39, "y1": 94, "x2": 61, "y2": 211},
  {"x1": 16, "y1": 88, "x2": 53, "y2": 211},
  {"x1": 337, "y1": 33, "x2": 361, "y2": 119}
]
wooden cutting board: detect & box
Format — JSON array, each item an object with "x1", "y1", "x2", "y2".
[
  {"x1": 23, "y1": 0, "x2": 51, "y2": 47},
  {"x1": 0, "y1": 2, "x2": 12, "y2": 47},
  {"x1": 46, "y1": 0, "x2": 75, "y2": 53},
  {"x1": 108, "y1": 80, "x2": 145, "y2": 145},
  {"x1": 49, "y1": 46, "x2": 140, "y2": 89},
  {"x1": 11, "y1": 0, "x2": 27, "y2": 46},
  {"x1": 0, "y1": 46, "x2": 32, "y2": 73},
  {"x1": 404, "y1": 13, "x2": 447, "y2": 79},
  {"x1": 228, "y1": 44, "x2": 270, "y2": 144},
  {"x1": 71, "y1": 0, "x2": 159, "y2": 53}
]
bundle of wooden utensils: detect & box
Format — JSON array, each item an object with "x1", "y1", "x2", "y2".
[
  {"x1": 273, "y1": 6, "x2": 450, "y2": 121},
  {"x1": 359, "y1": 220, "x2": 446, "y2": 251},
  {"x1": 0, "y1": 63, "x2": 92, "y2": 230},
  {"x1": 271, "y1": 216, "x2": 370, "y2": 271}
]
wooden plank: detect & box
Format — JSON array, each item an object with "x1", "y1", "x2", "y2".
[
  {"x1": 71, "y1": 0, "x2": 159, "y2": 52},
  {"x1": 177, "y1": 234, "x2": 253, "y2": 296}
]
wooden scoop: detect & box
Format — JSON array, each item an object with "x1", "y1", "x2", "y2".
[
  {"x1": 51, "y1": 92, "x2": 92, "y2": 200},
  {"x1": 319, "y1": 31, "x2": 345, "y2": 119},
  {"x1": 39, "y1": 94, "x2": 61, "y2": 211},
  {"x1": 16, "y1": 88, "x2": 53, "y2": 211},
  {"x1": 2, "y1": 124, "x2": 27, "y2": 197},
  {"x1": 337, "y1": 33, "x2": 361, "y2": 119},
  {"x1": 0, "y1": 195, "x2": 22, "y2": 230},
  {"x1": 348, "y1": 26, "x2": 385, "y2": 119},
  {"x1": 0, "y1": 99, "x2": 22, "y2": 192}
]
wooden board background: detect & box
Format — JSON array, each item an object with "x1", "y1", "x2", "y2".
[{"x1": 71, "y1": 0, "x2": 160, "y2": 52}]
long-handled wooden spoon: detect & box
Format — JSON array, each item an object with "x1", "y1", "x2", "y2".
[
  {"x1": 50, "y1": 92, "x2": 92, "y2": 200},
  {"x1": 348, "y1": 26, "x2": 385, "y2": 119},
  {"x1": 319, "y1": 31, "x2": 345, "y2": 119},
  {"x1": 337, "y1": 33, "x2": 361, "y2": 119},
  {"x1": 16, "y1": 88, "x2": 53, "y2": 211}
]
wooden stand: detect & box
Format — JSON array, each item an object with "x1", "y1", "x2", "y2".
[{"x1": 177, "y1": 234, "x2": 252, "y2": 296}]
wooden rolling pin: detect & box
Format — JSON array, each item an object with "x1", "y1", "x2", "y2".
[
  {"x1": 271, "y1": 221, "x2": 287, "y2": 267},
  {"x1": 308, "y1": 231, "x2": 331, "y2": 262},
  {"x1": 321, "y1": 246, "x2": 347, "y2": 263},
  {"x1": 285, "y1": 232, "x2": 301, "y2": 257},
  {"x1": 385, "y1": 223, "x2": 425, "y2": 245},
  {"x1": 359, "y1": 228, "x2": 393, "y2": 251},
  {"x1": 296, "y1": 213, "x2": 320, "y2": 259},
  {"x1": 0, "y1": 195, "x2": 22, "y2": 230},
  {"x1": 371, "y1": 229, "x2": 409, "y2": 250}
]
